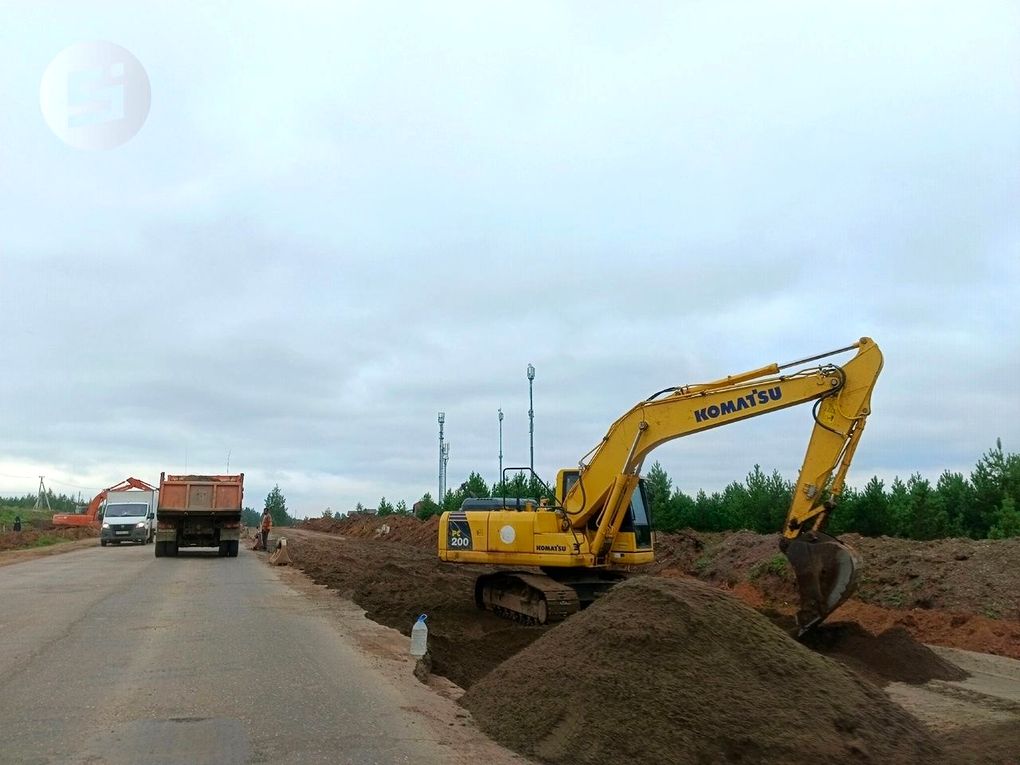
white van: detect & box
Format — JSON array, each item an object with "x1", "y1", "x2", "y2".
[{"x1": 100, "y1": 489, "x2": 158, "y2": 546}]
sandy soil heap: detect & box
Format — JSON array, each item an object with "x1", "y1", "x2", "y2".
[
  {"x1": 462, "y1": 576, "x2": 939, "y2": 765},
  {"x1": 800, "y1": 622, "x2": 969, "y2": 685}
]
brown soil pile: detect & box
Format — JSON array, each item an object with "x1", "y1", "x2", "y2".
[
  {"x1": 462, "y1": 577, "x2": 940, "y2": 765},
  {"x1": 798, "y1": 621, "x2": 969, "y2": 685},
  {"x1": 847, "y1": 534, "x2": 1020, "y2": 616},
  {"x1": 834, "y1": 600, "x2": 1020, "y2": 661},
  {"x1": 0, "y1": 526, "x2": 98, "y2": 551},
  {"x1": 288, "y1": 531, "x2": 548, "y2": 688},
  {"x1": 652, "y1": 529, "x2": 1020, "y2": 658},
  {"x1": 935, "y1": 722, "x2": 1020, "y2": 765},
  {"x1": 656, "y1": 530, "x2": 1020, "y2": 621},
  {"x1": 298, "y1": 514, "x2": 438, "y2": 548}
]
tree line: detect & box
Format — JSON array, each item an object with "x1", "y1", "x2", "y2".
[
  {"x1": 644, "y1": 439, "x2": 1019, "y2": 540},
  {"x1": 0, "y1": 490, "x2": 81, "y2": 513},
  {"x1": 398, "y1": 440, "x2": 1018, "y2": 540},
  {"x1": 321, "y1": 471, "x2": 553, "y2": 522}
]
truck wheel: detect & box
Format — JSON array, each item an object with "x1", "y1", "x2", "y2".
[
  {"x1": 168, "y1": 541, "x2": 179, "y2": 557},
  {"x1": 228, "y1": 540, "x2": 239, "y2": 557},
  {"x1": 217, "y1": 542, "x2": 227, "y2": 557},
  {"x1": 154, "y1": 541, "x2": 164, "y2": 557},
  {"x1": 100, "y1": 540, "x2": 107, "y2": 547}
]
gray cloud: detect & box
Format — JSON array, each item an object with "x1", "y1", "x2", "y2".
[{"x1": 0, "y1": 2, "x2": 1017, "y2": 515}]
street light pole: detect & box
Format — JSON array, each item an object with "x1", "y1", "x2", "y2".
[
  {"x1": 527, "y1": 364, "x2": 536, "y2": 473},
  {"x1": 498, "y1": 408, "x2": 504, "y2": 486}
]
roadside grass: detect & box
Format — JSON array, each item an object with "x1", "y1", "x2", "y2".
[
  {"x1": 0, "y1": 507, "x2": 56, "y2": 531},
  {"x1": 27, "y1": 534, "x2": 63, "y2": 548}
]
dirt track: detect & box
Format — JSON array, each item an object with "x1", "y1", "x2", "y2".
[{"x1": 286, "y1": 517, "x2": 1020, "y2": 764}]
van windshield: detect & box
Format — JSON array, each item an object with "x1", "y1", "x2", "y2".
[{"x1": 105, "y1": 503, "x2": 149, "y2": 518}]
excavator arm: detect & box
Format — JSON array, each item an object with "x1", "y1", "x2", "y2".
[{"x1": 561, "y1": 337, "x2": 882, "y2": 628}]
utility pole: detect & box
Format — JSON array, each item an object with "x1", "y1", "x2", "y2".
[
  {"x1": 498, "y1": 408, "x2": 504, "y2": 487},
  {"x1": 527, "y1": 363, "x2": 536, "y2": 473},
  {"x1": 34, "y1": 476, "x2": 51, "y2": 511},
  {"x1": 438, "y1": 412, "x2": 446, "y2": 504}
]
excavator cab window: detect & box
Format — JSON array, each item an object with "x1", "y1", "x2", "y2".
[
  {"x1": 624, "y1": 481, "x2": 653, "y2": 549},
  {"x1": 563, "y1": 469, "x2": 653, "y2": 549}
]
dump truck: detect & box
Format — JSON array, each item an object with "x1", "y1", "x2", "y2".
[{"x1": 154, "y1": 473, "x2": 243, "y2": 558}]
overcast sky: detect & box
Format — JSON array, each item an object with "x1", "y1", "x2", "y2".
[{"x1": 1, "y1": 2, "x2": 1017, "y2": 517}]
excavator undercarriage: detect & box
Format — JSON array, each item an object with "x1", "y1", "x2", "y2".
[
  {"x1": 475, "y1": 569, "x2": 629, "y2": 625},
  {"x1": 473, "y1": 537, "x2": 860, "y2": 634}
]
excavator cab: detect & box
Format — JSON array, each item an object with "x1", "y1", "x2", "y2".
[{"x1": 559, "y1": 469, "x2": 653, "y2": 550}]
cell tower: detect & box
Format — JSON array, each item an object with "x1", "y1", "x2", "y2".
[
  {"x1": 442, "y1": 442, "x2": 450, "y2": 502},
  {"x1": 34, "y1": 476, "x2": 52, "y2": 511},
  {"x1": 438, "y1": 412, "x2": 446, "y2": 503}
]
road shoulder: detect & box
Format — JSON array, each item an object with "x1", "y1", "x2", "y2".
[{"x1": 268, "y1": 556, "x2": 533, "y2": 765}]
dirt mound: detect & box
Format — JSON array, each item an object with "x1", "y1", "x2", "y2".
[
  {"x1": 833, "y1": 600, "x2": 1020, "y2": 661},
  {"x1": 462, "y1": 577, "x2": 939, "y2": 765},
  {"x1": 799, "y1": 622, "x2": 969, "y2": 685},
  {"x1": 651, "y1": 529, "x2": 1020, "y2": 659},
  {"x1": 654, "y1": 530, "x2": 1020, "y2": 621},
  {"x1": 0, "y1": 526, "x2": 98, "y2": 551},
  {"x1": 935, "y1": 721, "x2": 1020, "y2": 765},
  {"x1": 298, "y1": 514, "x2": 438, "y2": 549}
]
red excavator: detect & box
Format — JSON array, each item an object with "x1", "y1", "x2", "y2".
[{"x1": 52, "y1": 477, "x2": 157, "y2": 528}]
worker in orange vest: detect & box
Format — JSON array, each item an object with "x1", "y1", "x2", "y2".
[{"x1": 260, "y1": 507, "x2": 273, "y2": 551}]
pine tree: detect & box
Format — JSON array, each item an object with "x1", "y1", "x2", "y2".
[
  {"x1": 645, "y1": 462, "x2": 676, "y2": 530},
  {"x1": 989, "y1": 497, "x2": 1020, "y2": 539},
  {"x1": 264, "y1": 485, "x2": 291, "y2": 527},
  {"x1": 415, "y1": 492, "x2": 440, "y2": 520}
]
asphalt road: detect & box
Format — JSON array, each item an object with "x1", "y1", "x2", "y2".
[{"x1": 0, "y1": 541, "x2": 519, "y2": 764}]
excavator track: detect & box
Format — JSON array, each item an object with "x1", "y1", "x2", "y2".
[{"x1": 475, "y1": 572, "x2": 580, "y2": 625}]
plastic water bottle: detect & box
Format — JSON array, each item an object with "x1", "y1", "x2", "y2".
[{"x1": 410, "y1": 614, "x2": 428, "y2": 657}]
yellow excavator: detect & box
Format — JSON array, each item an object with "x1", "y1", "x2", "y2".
[{"x1": 439, "y1": 337, "x2": 883, "y2": 634}]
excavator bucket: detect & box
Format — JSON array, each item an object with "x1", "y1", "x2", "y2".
[{"x1": 783, "y1": 532, "x2": 861, "y2": 636}]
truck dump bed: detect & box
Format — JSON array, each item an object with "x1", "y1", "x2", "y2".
[
  {"x1": 155, "y1": 473, "x2": 244, "y2": 557},
  {"x1": 157, "y1": 474, "x2": 244, "y2": 515}
]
